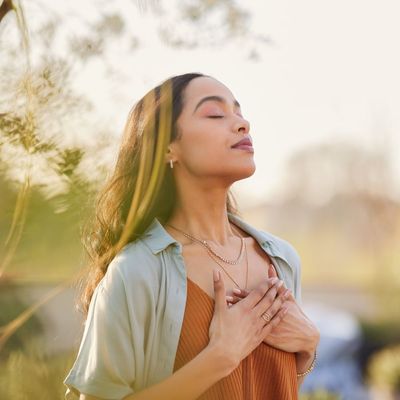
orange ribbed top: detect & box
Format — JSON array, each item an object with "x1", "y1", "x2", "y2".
[{"x1": 173, "y1": 278, "x2": 298, "y2": 400}]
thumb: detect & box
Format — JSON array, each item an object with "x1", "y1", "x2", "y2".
[
  {"x1": 268, "y1": 263, "x2": 278, "y2": 278},
  {"x1": 213, "y1": 269, "x2": 226, "y2": 313}
]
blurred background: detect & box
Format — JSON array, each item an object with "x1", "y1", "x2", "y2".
[{"x1": 0, "y1": 0, "x2": 399, "y2": 399}]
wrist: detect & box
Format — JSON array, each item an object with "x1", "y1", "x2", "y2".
[
  {"x1": 299, "y1": 328, "x2": 320, "y2": 358},
  {"x1": 296, "y1": 350, "x2": 317, "y2": 378},
  {"x1": 296, "y1": 339, "x2": 318, "y2": 369},
  {"x1": 297, "y1": 347, "x2": 316, "y2": 361},
  {"x1": 204, "y1": 343, "x2": 237, "y2": 379},
  {"x1": 296, "y1": 332, "x2": 319, "y2": 378}
]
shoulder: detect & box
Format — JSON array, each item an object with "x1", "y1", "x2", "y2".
[
  {"x1": 100, "y1": 239, "x2": 162, "y2": 298},
  {"x1": 254, "y1": 226, "x2": 303, "y2": 302},
  {"x1": 229, "y1": 212, "x2": 301, "y2": 271},
  {"x1": 259, "y1": 229, "x2": 301, "y2": 271}
]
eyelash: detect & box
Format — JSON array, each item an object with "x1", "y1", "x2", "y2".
[{"x1": 208, "y1": 115, "x2": 224, "y2": 118}]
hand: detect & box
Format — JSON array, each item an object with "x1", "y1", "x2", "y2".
[
  {"x1": 208, "y1": 269, "x2": 289, "y2": 373},
  {"x1": 226, "y1": 265, "x2": 320, "y2": 357}
]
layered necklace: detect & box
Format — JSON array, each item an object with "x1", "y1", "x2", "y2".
[{"x1": 167, "y1": 223, "x2": 249, "y2": 291}]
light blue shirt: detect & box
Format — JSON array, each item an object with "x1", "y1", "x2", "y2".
[{"x1": 64, "y1": 212, "x2": 302, "y2": 399}]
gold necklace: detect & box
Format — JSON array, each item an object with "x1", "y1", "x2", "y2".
[
  {"x1": 167, "y1": 224, "x2": 245, "y2": 265},
  {"x1": 205, "y1": 239, "x2": 249, "y2": 291}
]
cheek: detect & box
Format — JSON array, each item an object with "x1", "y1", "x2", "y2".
[
  {"x1": 180, "y1": 139, "x2": 224, "y2": 170},
  {"x1": 178, "y1": 124, "x2": 227, "y2": 162}
]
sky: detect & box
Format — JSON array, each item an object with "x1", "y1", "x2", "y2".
[{"x1": 14, "y1": 0, "x2": 400, "y2": 205}]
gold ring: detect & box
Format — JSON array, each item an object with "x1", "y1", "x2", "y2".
[{"x1": 261, "y1": 312, "x2": 272, "y2": 322}]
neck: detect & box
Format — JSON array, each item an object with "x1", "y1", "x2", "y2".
[{"x1": 166, "y1": 180, "x2": 237, "y2": 246}]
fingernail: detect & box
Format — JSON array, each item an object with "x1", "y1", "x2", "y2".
[
  {"x1": 284, "y1": 289, "x2": 291, "y2": 299},
  {"x1": 213, "y1": 270, "x2": 220, "y2": 282},
  {"x1": 226, "y1": 295, "x2": 234, "y2": 302},
  {"x1": 233, "y1": 288, "x2": 241, "y2": 295}
]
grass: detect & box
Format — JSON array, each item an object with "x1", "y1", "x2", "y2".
[{"x1": 0, "y1": 342, "x2": 76, "y2": 400}]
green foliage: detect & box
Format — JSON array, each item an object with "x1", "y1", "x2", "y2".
[
  {"x1": 0, "y1": 343, "x2": 75, "y2": 400},
  {"x1": 0, "y1": 169, "x2": 93, "y2": 282},
  {"x1": 360, "y1": 319, "x2": 400, "y2": 348}
]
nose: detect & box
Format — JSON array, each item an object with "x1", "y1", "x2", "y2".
[{"x1": 234, "y1": 117, "x2": 250, "y2": 135}]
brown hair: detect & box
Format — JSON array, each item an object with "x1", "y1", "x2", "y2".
[{"x1": 79, "y1": 73, "x2": 239, "y2": 314}]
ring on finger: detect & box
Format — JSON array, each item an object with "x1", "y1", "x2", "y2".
[{"x1": 261, "y1": 311, "x2": 272, "y2": 322}]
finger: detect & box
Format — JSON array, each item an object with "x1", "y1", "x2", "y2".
[
  {"x1": 233, "y1": 282, "x2": 279, "y2": 300},
  {"x1": 226, "y1": 292, "x2": 244, "y2": 304},
  {"x1": 229, "y1": 287, "x2": 265, "y2": 304},
  {"x1": 213, "y1": 269, "x2": 226, "y2": 314},
  {"x1": 232, "y1": 288, "x2": 247, "y2": 298},
  {"x1": 268, "y1": 263, "x2": 278, "y2": 279},
  {"x1": 276, "y1": 282, "x2": 288, "y2": 297},
  {"x1": 274, "y1": 285, "x2": 294, "y2": 301},
  {"x1": 259, "y1": 288, "x2": 290, "y2": 320},
  {"x1": 253, "y1": 279, "x2": 284, "y2": 315},
  {"x1": 228, "y1": 297, "x2": 242, "y2": 304},
  {"x1": 285, "y1": 290, "x2": 296, "y2": 302},
  {"x1": 281, "y1": 288, "x2": 293, "y2": 299},
  {"x1": 261, "y1": 305, "x2": 288, "y2": 336},
  {"x1": 241, "y1": 277, "x2": 280, "y2": 309},
  {"x1": 226, "y1": 295, "x2": 234, "y2": 303}
]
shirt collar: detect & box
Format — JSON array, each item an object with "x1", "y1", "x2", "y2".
[
  {"x1": 141, "y1": 218, "x2": 178, "y2": 254},
  {"x1": 141, "y1": 213, "x2": 287, "y2": 262}
]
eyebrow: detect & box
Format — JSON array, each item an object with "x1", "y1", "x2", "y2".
[{"x1": 193, "y1": 95, "x2": 241, "y2": 114}]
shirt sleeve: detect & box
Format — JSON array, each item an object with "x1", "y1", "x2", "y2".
[
  {"x1": 293, "y1": 251, "x2": 302, "y2": 305},
  {"x1": 281, "y1": 238, "x2": 302, "y2": 304},
  {"x1": 264, "y1": 231, "x2": 303, "y2": 304},
  {"x1": 63, "y1": 267, "x2": 136, "y2": 400}
]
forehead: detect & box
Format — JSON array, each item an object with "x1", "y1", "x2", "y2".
[{"x1": 182, "y1": 77, "x2": 236, "y2": 108}]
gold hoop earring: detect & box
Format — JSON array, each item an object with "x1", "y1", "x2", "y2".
[{"x1": 169, "y1": 160, "x2": 174, "y2": 169}]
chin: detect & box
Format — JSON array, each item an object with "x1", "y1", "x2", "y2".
[{"x1": 232, "y1": 162, "x2": 256, "y2": 181}]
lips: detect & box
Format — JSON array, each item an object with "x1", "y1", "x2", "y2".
[{"x1": 231, "y1": 137, "x2": 253, "y2": 148}]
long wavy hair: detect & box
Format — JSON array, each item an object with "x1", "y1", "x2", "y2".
[{"x1": 79, "y1": 73, "x2": 240, "y2": 314}]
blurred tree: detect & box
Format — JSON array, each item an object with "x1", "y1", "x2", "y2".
[
  {"x1": 281, "y1": 141, "x2": 396, "y2": 206},
  {"x1": 156, "y1": 0, "x2": 272, "y2": 59},
  {"x1": 272, "y1": 141, "x2": 400, "y2": 320}
]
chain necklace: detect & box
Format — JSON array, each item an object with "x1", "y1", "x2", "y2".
[
  {"x1": 166, "y1": 223, "x2": 249, "y2": 290},
  {"x1": 206, "y1": 239, "x2": 249, "y2": 291},
  {"x1": 167, "y1": 224, "x2": 245, "y2": 265}
]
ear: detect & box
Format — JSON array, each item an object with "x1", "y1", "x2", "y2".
[
  {"x1": 165, "y1": 143, "x2": 179, "y2": 160},
  {"x1": 165, "y1": 145, "x2": 173, "y2": 161}
]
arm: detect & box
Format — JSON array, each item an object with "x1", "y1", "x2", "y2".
[
  {"x1": 80, "y1": 344, "x2": 234, "y2": 400},
  {"x1": 80, "y1": 271, "x2": 289, "y2": 400}
]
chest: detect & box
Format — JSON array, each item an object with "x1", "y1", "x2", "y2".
[{"x1": 181, "y1": 237, "x2": 276, "y2": 299}]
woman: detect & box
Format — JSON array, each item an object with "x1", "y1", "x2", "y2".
[{"x1": 64, "y1": 73, "x2": 320, "y2": 400}]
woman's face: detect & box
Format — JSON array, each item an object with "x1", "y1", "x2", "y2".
[{"x1": 170, "y1": 76, "x2": 255, "y2": 185}]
